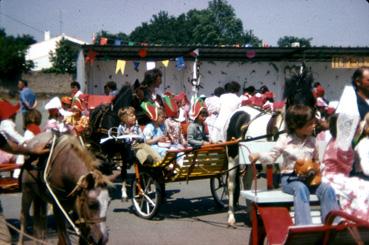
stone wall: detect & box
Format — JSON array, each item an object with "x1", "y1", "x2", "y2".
[
  {"x1": 0, "y1": 72, "x2": 72, "y2": 98},
  {"x1": 22, "y1": 72, "x2": 72, "y2": 97}
]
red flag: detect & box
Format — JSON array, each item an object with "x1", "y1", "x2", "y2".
[
  {"x1": 85, "y1": 49, "x2": 97, "y2": 64},
  {"x1": 100, "y1": 37, "x2": 108, "y2": 45}
]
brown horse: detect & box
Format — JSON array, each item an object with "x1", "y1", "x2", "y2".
[{"x1": 19, "y1": 134, "x2": 111, "y2": 245}]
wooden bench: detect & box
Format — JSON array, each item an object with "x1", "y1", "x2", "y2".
[
  {"x1": 153, "y1": 141, "x2": 238, "y2": 182},
  {"x1": 238, "y1": 141, "x2": 322, "y2": 244},
  {"x1": 0, "y1": 163, "x2": 22, "y2": 193}
]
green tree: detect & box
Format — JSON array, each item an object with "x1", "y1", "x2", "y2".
[
  {"x1": 98, "y1": 0, "x2": 260, "y2": 46},
  {"x1": 48, "y1": 38, "x2": 80, "y2": 74},
  {"x1": 94, "y1": 30, "x2": 129, "y2": 45},
  {"x1": 277, "y1": 36, "x2": 313, "y2": 47},
  {"x1": 0, "y1": 29, "x2": 35, "y2": 86}
]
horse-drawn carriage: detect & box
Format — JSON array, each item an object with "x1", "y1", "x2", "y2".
[{"x1": 100, "y1": 129, "x2": 238, "y2": 219}]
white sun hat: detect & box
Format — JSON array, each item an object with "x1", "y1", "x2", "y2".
[{"x1": 44, "y1": 97, "x2": 62, "y2": 110}]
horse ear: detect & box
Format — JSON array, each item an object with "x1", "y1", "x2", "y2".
[{"x1": 81, "y1": 173, "x2": 96, "y2": 190}]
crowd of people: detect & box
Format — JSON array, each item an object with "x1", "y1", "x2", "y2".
[{"x1": 1, "y1": 66, "x2": 369, "y2": 230}]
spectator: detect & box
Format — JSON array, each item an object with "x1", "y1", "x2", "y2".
[
  {"x1": 205, "y1": 87, "x2": 224, "y2": 142},
  {"x1": 18, "y1": 79, "x2": 37, "y2": 130},
  {"x1": 70, "y1": 81, "x2": 83, "y2": 102},
  {"x1": 214, "y1": 81, "x2": 241, "y2": 141}
]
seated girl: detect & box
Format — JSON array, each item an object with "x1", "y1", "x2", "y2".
[
  {"x1": 249, "y1": 105, "x2": 340, "y2": 225},
  {"x1": 322, "y1": 113, "x2": 369, "y2": 221},
  {"x1": 117, "y1": 106, "x2": 162, "y2": 166},
  {"x1": 141, "y1": 103, "x2": 170, "y2": 157},
  {"x1": 163, "y1": 95, "x2": 187, "y2": 149},
  {"x1": 187, "y1": 98, "x2": 210, "y2": 148}
]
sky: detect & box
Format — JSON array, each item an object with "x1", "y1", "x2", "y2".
[{"x1": 1, "y1": 0, "x2": 369, "y2": 47}]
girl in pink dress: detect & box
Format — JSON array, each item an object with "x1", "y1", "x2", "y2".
[{"x1": 322, "y1": 114, "x2": 369, "y2": 221}]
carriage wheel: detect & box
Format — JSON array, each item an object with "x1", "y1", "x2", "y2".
[
  {"x1": 210, "y1": 173, "x2": 229, "y2": 208},
  {"x1": 131, "y1": 171, "x2": 162, "y2": 219}
]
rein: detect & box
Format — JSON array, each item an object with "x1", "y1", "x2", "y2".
[{"x1": 43, "y1": 134, "x2": 81, "y2": 236}]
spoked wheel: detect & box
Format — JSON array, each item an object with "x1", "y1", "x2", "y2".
[
  {"x1": 131, "y1": 171, "x2": 162, "y2": 219},
  {"x1": 210, "y1": 173, "x2": 229, "y2": 208}
]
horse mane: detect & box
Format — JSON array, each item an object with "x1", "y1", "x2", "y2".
[
  {"x1": 283, "y1": 64, "x2": 316, "y2": 109},
  {"x1": 55, "y1": 135, "x2": 100, "y2": 171},
  {"x1": 112, "y1": 84, "x2": 133, "y2": 113}
]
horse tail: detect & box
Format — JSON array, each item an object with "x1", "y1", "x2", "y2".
[{"x1": 226, "y1": 111, "x2": 251, "y2": 158}]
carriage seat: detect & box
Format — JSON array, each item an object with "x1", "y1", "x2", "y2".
[
  {"x1": 258, "y1": 207, "x2": 369, "y2": 245},
  {"x1": 0, "y1": 163, "x2": 22, "y2": 193},
  {"x1": 153, "y1": 141, "x2": 238, "y2": 182}
]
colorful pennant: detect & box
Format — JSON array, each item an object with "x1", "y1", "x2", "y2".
[
  {"x1": 162, "y1": 60, "x2": 169, "y2": 67},
  {"x1": 146, "y1": 61, "x2": 156, "y2": 70},
  {"x1": 175, "y1": 56, "x2": 185, "y2": 70},
  {"x1": 100, "y1": 37, "x2": 108, "y2": 45},
  {"x1": 85, "y1": 49, "x2": 97, "y2": 64},
  {"x1": 115, "y1": 60, "x2": 126, "y2": 75},
  {"x1": 133, "y1": 61, "x2": 140, "y2": 72},
  {"x1": 138, "y1": 48, "x2": 148, "y2": 58}
]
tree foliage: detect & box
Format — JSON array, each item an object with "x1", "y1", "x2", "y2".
[
  {"x1": 0, "y1": 29, "x2": 35, "y2": 86},
  {"x1": 47, "y1": 38, "x2": 80, "y2": 74},
  {"x1": 277, "y1": 36, "x2": 313, "y2": 48},
  {"x1": 96, "y1": 0, "x2": 260, "y2": 46}
]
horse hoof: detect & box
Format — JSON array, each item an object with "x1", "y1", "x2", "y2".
[{"x1": 227, "y1": 223, "x2": 237, "y2": 229}]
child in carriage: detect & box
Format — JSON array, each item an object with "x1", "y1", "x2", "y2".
[
  {"x1": 162, "y1": 95, "x2": 187, "y2": 149},
  {"x1": 187, "y1": 98, "x2": 211, "y2": 148},
  {"x1": 117, "y1": 106, "x2": 162, "y2": 166},
  {"x1": 141, "y1": 103, "x2": 171, "y2": 157},
  {"x1": 249, "y1": 104, "x2": 340, "y2": 225}
]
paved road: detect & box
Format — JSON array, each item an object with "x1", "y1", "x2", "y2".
[{"x1": 2, "y1": 176, "x2": 251, "y2": 245}]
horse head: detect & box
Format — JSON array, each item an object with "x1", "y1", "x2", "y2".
[
  {"x1": 71, "y1": 170, "x2": 111, "y2": 245},
  {"x1": 284, "y1": 63, "x2": 316, "y2": 110},
  {"x1": 112, "y1": 84, "x2": 133, "y2": 114}
]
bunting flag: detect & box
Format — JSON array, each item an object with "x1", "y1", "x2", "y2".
[
  {"x1": 85, "y1": 49, "x2": 97, "y2": 64},
  {"x1": 190, "y1": 48, "x2": 199, "y2": 57},
  {"x1": 115, "y1": 60, "x2": 126, "y2": 75},
  {"x1": 114, "y1": 39, "x2": 122, "y2": 46},
  {"x1": 161, "y1": 60, "x2": 169, "y2": 67},
  {"x1": 175, "y1": 56, "x2": 185, "y2": 70},
  {"x1": 100, "y1": 37, "x2": 108, "y2": 45},
  {"x1": 146, "y1": 61, "x2": 156, "y2": 70},
  {"x1": 133, "y1": 61, "x2": 140, "y2": 72},
  {"x1": 138, "y1": 48, "x2": 148, "y2": 58},
  {"x1": 246, "y1": 50, "x2": 256, "y2": 59}
]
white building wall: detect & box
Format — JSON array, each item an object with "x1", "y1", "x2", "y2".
[
  {"x1": 26, "y1": 35, "x2": 87, "y2": 71},
  {"x1": 85, "y1": 60, "x2": 356, "y2": 101}
]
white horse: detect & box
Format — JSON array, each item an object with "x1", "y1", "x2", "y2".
[{"x1": 225, "y1": 105, "x2": 284, "y2": 226}]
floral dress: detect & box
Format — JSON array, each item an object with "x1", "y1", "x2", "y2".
[{"x1": 322, "y1": 139, "x2": 369, "y2": 221}]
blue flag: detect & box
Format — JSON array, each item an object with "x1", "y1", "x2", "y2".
[{"x1": 175, "y1": 56, "x2": 185, "y2": 70}]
